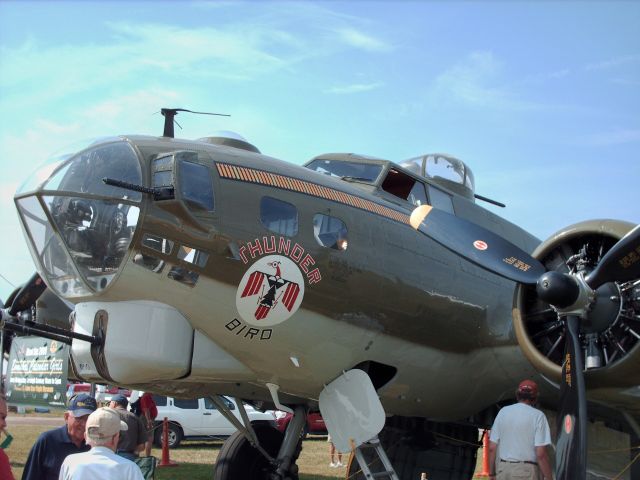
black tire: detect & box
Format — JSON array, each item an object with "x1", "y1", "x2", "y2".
[
  {"x1": 154, "y1": 422, "x2": 183, "y2": 449},
  {"x1": 213, "y1": 423, "x2": 299, "y2": 480},
  {"x1": 347, "y1": 417, "x2": 479, "y2": 480}
]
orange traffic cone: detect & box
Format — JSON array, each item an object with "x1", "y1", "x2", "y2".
[
  {"x1": 475, "y1": 429, "x2": 491, "y2": 477},
  {"x1": 158, "y1": 417, "x2": 178, "y2": 467}
]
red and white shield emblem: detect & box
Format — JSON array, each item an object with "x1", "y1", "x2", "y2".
[{"x1": 235, "y1": 255, "x2": 305, "y2": 327}]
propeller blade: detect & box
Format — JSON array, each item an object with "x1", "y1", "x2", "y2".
[
  {"x1": 8, "y1": 272, "x2": 47, "y2": 316},
  {"x1": 585, "y1": 224, "x2": 640, "y2": 290},
  {"x1": 410, "y1": 205, "x2": 545, "y2": 284},
  {"x1": 555, "y1": 314, "x2": 587, "y2": 480}
]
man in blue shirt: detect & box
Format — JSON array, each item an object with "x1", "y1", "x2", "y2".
[{"x1": 22, "y1": 393, "x2": 97, "y2": 480}]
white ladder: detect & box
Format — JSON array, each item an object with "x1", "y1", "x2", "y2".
[{"x1": 353, "y1": 436, "x2": 400, "y2": 480}]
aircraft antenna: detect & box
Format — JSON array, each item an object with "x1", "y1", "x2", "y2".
[{"x1": 160, "y1": 108, "x2": 230, "y2": 138}]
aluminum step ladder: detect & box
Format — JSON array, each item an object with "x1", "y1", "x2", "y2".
[{"x1": 353, "y1": 436, "x2": 400, "y2": 480}]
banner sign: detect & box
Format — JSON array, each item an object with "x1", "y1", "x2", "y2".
[{"x1": 6, "y1": 336, "x2": 68, "y2": 408}]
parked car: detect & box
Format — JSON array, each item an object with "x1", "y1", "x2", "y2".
[
  {"x1": 152, "y1": 395, "x2": 276, "y2": 448},
  {"x1": 65, "y1": 382, "x2": 91, "y2": 400},
  {"x1": 274, "y1": 410, "x2": 327, "y2": 436},
  {"x1": 95, "y1": 384, "x2": 131, "y2": 403}
]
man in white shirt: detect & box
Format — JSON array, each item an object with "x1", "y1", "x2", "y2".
[
  {"x1": 488, "y1": 379, "x2": 554, "y2": 480},
  {"x1": 59, "y1": 407, "x2": 144, "y2": 480}
]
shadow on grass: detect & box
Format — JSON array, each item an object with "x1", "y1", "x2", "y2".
[
  {"x1": 155, "y1": 462, "x2": 340, "y2": 480},
  {"x1": 155, "y1": 462, "x2": 212, "y2": 480},
  {"x1": 176, "y1": 441, "x2": 224, "y2": 450}
]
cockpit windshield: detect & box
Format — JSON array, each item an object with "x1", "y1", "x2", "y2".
[
  {"x1": 305, "y1": 159, "x2": 383, "y2": 184},
  {"x1": 399, "y1": 154, "x2": 475, "y2": 194},
  {"x1": 15, "y1": 139, "x2": 142, "y2": 298}
]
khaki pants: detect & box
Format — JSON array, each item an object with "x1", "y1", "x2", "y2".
[{"x1": 497, "y1": 461, "x2": 540, "y2": 480}]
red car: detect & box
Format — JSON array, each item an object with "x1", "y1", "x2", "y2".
[{"x1": 274, "y1": 411, "x2": 327, "y2": 436}]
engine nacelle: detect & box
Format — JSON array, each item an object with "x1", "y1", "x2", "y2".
[{"x1": 513, "y1": 219, "x2": 640, "y2": 388}]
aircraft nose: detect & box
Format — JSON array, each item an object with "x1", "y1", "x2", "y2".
[{"x1": 14, "y1": 139, "x2": 144, "y2": 298}]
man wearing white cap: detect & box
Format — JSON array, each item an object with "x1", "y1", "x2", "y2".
[{"x1": 58, "y1": 407, "x2": 144, "y2": 480}]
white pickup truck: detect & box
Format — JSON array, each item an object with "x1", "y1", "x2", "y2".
[{"x1": 151, "y1": 395, "x2": 276, "y2": 448}]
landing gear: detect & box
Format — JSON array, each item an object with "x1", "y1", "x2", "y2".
[
  {"x1": 210, "y1": 396, "x2": 306, "y2": 480},
  {"x1": 213, "y1": 423, "x2": 298, "y2": 480},
  {"x1": 347, "y1": 417, "x2": 479, "y2": 480}
]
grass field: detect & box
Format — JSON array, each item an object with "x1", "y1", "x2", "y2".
[{"x1": 5, "y1": 420, "x2": 347, "y2": 480}]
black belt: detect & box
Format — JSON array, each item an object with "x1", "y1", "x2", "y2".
[{"x1": 500, "y1": 459, "x2": 538, "y2": 466}]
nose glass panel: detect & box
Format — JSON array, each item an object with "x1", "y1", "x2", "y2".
[
  {"x1": 14, "y1": 139, "x2": 144, "y2": 298},
  {"x1": 16, "y1": 196, "x2": 90, "y2": 297},
  {"x1": 44, "y1": 141, "x2": 142, "y2": 200},
  {"x1": 43, "y1": 196, "x2": 140, "y2": 293}
]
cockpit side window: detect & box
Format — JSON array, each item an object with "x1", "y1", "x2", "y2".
[
  {"x1": 428, "y1": 185, "x2": 455, "y2": 214},
  {"x1": 381, "y1": 168, "x2": 416, "y2": 201},
  {"x1": 407, "y1": 182, "x2": 428, "y2": 207},
  {"x1": 260, "y1": 197, "x2": 298, "y2": 237},
  {"x1": 179, "y1": 160, "x2": 214, "y2": 212}
]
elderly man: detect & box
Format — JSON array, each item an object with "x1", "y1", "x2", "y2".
[
  {"x1": 22, "y1": 393, "x2": 97, "y2": 480},
  {"x1": 58, "y1": 407, "x2": 144, "y2": 480},
  {"x1": 109, "y1": 394, "x2": 146, "y2": 460},
  {"x1": 488, "y1": 379, "x2": 554, "y2": 480}
]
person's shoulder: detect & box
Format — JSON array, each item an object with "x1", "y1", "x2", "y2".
[
  {"x1": 61, "y1": 449, "x2": 89, "y2": 465},
  {"x1": 498, "y1": 402, "x2": 520, "y2": 414},
  {"x1": 37, "y1": 424, "x2": 67, "y2": 443},
  {"x1": 122, "y1": 459, "x2": 146, "y2": 480},
  {"x1": 116, "y1": 407, "x2": 135, "y2": 418}
]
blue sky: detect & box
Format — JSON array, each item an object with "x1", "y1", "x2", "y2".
[{"x1": 0, "y1": 1, "x2": 638, "y2": 300}]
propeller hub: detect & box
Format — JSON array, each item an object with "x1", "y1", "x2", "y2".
[
  {"x1": 581, "y1": 282, "x2": 622, "y2": 334},
  {"x1": 536, "y1": 271, "x2": 580, "y2": 309}
]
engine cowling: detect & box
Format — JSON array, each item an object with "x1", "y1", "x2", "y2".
[{"x1": 513, "y1": 219, "x2": 640, "y2": 388}]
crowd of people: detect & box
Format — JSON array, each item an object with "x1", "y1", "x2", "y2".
[
  {"x1": 0, "y1": 379, "x2": 554, "y2": 479},
  {"x1": 1, "y1": 390, "x2": 157, "y2": 480}
]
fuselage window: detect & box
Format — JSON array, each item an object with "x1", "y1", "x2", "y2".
[
  {"x1": 428, "y1": 185, "x2": 455, "y2": 214},
  {"x1": 134, "y1": 233, "x2": 174, "y2": 273},
  {"x1": 167, "y1": 245, "x2": 207, "y2": 287},
  {"x1": 313, "y1": 214, "x2": 348, "y2": 250},
  {"x1": 179, "y1": 160, "x2": 214, "y2": 212},
  {"x1": 142, "y1": 233, "x2": 174, "y2": 255},
  {"x1": 260, "y1": 197, "x2": 298, "y2": 237},
  {"x1": 177, "y1": 245, "x2": 209, "y2": 268},
  {"x1": 168, "y1": 264, "x2": 200, "y2": 287}
]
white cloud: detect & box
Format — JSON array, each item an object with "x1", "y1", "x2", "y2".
[
  {"x1": 325, "y1": 82, "x2": 384, "y2": 94},
  {"x1": 432, "y1": 51, "x2": 559, "y2": 111},
  {"x1": 581, "y1": 128, "x2": 640, "y2": 146},
  {"x1": 585, "y1": 54, "x2": 640, "y2": 71},
  {"x1": 335, "y1": 27, "x2": 392, "y2": 52}
]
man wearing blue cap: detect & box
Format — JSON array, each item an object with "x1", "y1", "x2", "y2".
[
  {"x1": 109, "y1": 394, "x2": 146, "y2": 460},
  {"x1": 22, "y1": 393, "x2": 97, "y2": 480},
  {"x1": 59, "y1": 407, "x2": 144, "y2": 480}
]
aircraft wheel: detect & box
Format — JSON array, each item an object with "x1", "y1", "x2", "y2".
[
  {"x1": 213, "y1": 423, "x2": 299, "y2": 480},
  {"x1": 347, "y1": 417, "x2": 479, "y2": 480}
]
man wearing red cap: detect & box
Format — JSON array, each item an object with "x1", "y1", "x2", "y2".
[{"x1": 488, "y1": 379, "x2": 554, "y2": 480}]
